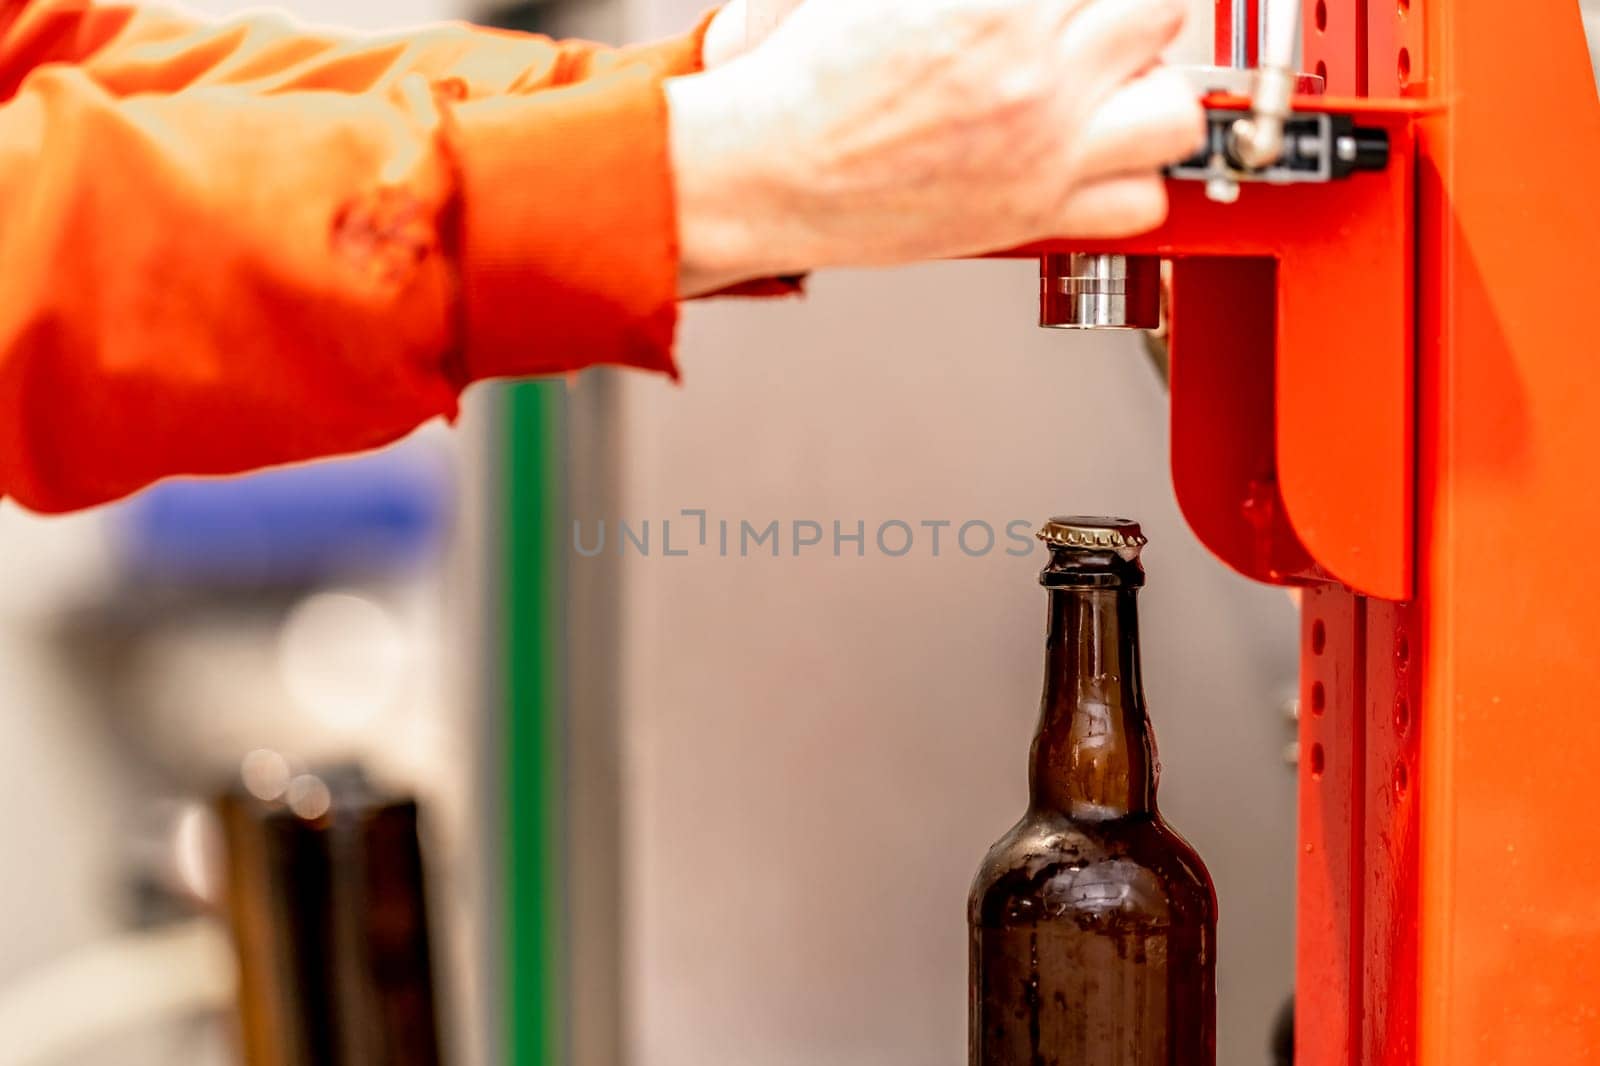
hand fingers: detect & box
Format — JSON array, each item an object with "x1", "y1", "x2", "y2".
[
  {"x1": 1052, "y1": 172, "x2": 1169, "y2": 237},
  {"x1": 1071, "y1": 66, "x2": 1206, "y2": 179},
  {"x1": 1059, "y1": 0, "x2": 1187, "y2": 90}
]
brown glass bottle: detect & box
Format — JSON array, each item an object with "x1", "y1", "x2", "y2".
[{"x1": 969, "y1": 517, "x2": 1217, "y2": 1066}]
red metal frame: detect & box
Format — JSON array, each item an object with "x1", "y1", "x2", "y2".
[
  {"x1": 994, "y1": 0, "x2": 1600, "y2": 1061},
  {"x1": 1016, "y1": 96, "x2": 1421, "y2": 601},
  {"x1": 1412, "y1": 0, "x2": 1600, "y2": 1061},
  {"x1": 1297, "y1": 590, "x2": 1423, "y2": 1064}
]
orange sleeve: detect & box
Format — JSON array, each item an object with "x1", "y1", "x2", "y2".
[{"x1": 0, "y1": 0, "x2": 724, "y2": 513}]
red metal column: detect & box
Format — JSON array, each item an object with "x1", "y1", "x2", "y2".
[
  {"x1": 1302, "y1": 0, "x2": 1366, "y2": 94},
  {"x1": 1361, "y1": 601, "x2": 1420, "y2": 1064},
  {"x1": 1297, "y1": 2, "x2": 1423, "y2": 1063},
  {"x1": 1414, "y1": 0, "x2": 1600, "y2": 1062},
  {"x1": 1298, "y1": 587, "x2": 1364, "y2": 1066},
  {"x1": 1366, "y1": 0, "x2": 1426, "y2": 98},
  {"x1": 1298, "y1": 594, "x2": 1421, "y2": 1066}
]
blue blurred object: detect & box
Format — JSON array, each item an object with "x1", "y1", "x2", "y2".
[{"x1": 113, "y1": 446, "x2": 454, "y2": 585}]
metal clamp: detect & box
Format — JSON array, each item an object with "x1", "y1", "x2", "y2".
[{"x1": 1170, "y1": 110, "x2": 1391, "y2": 202}]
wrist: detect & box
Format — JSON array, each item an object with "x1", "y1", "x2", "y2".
[{"x1": 666, "y1": 63, "x2": 818, "y2": 295}]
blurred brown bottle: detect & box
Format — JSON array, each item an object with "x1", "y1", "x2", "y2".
[
  {"x1": 969, "y1": 517, "x2": 1216, "y2": 1066},
  {"x1": 220, "y1": 762, "x2": 444, "y2": 1066}
]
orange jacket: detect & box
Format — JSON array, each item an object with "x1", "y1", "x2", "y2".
[{"x1": 0, "y1": 1, "x2": 773, "y2": 513}]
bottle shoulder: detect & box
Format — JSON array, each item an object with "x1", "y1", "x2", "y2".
[{"x1": 969, "y1": 811, "x2": 1216, "y2": 928}]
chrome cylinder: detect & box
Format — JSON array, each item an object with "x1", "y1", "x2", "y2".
[{"x1": 1039, "y1": 253, "x2": 1162, "y2": 331}]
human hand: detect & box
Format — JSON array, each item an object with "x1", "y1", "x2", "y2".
[{"x1": 670, "y1": 0, "x2": 1203, "y2": 295}]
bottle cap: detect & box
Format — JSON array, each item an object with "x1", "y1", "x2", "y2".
[
  {"x1": 1036, "y1": 516, "x2": 1147, "y2": 553},
  {"x1": 1037, "y1": 517, "x2": 1147, "y2": 589}
]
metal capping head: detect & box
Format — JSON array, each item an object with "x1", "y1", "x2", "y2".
[
  {"x1": 1036, "y1": 516, "x2": 1148, "y2": 556},
  {"x1": 1039, "y1": 253, "x2": 1161, "y2": 331}
]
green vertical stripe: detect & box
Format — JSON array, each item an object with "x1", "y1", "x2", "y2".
[{"x1": 502, "y1": 380, "x2": 565, "y2": 1066}]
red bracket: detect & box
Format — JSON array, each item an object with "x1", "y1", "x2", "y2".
[{"x1": 1008, "y1": 98, "x2": 1419, "y2": 600}]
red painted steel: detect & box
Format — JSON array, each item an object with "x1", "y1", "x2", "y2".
[
  {"x1": 1362, "y1": 601, "x2": 1421, "y2": 1064},
  {"x1": 1413, "y1": 0, "x2": 1600, "y2": 1062},
  {"x1": 1365, "y1": 0, "x2": 1425, "y2": 98},
  {"x1": 1302, "y1": 5, "x2": 1413, "y2": 1066},
  {"x1": 1298, "y1": 594, "x2": 1422, "y2": 1066},
  {"x1": 1302, "y1": 0, "x2": 1364, "y2": 93},
  {"x1": 1298, "y1": 587, "x2": 1363, "y2": 1066},
  {"x1": 1167, "y1": 257, "x2": 1322, "y2": 587}
]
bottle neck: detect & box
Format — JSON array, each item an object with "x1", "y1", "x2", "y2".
[{"x1": 1029, "y1": 586, "x2": 1157, "y2": 820}]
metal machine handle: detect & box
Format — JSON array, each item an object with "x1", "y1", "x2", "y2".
[{"x1": 1230, "y1": 0, "x2": 1304, "y2": 167}]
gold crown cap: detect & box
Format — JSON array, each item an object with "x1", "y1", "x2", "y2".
[{"x1": 1036, "y1": 516, "x2": 1148, "y2": 552}]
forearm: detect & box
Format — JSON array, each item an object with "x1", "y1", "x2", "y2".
[
  {"x1": 668, "y1": 66, "x2": 813, "y2": 296},
  {"x1": 0, "y1": 4, "x2": 720, "y2": 512}
]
